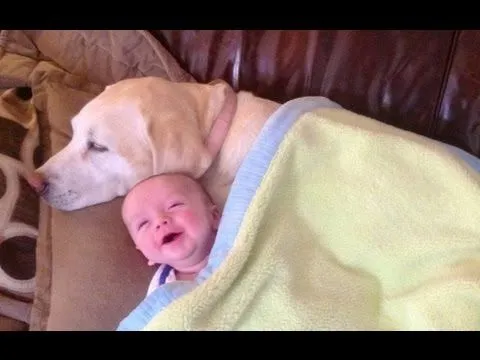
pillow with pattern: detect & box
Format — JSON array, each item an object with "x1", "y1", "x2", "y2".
[{"x1": 0, "y1": 87, "x2": 42, "y2": 329}]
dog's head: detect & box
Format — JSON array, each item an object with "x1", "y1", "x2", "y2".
[{"x1": 28, "y1": 77, "x2": 236, "y2": 211}]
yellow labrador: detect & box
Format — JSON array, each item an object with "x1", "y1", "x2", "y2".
[{"x1": 27, "y1": 77, "x2": 280, "y2": 211}]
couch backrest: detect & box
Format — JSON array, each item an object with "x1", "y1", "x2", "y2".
[{"x1": 149, "y1": 30, "x2": 479, "y2": 157}]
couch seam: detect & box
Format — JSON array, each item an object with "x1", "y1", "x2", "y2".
[{"x1": 429, "y1": 30, "x2": 460, "y2": 137}]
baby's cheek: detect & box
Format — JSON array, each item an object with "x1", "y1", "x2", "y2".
[
  {"x1": 181, "y1": 209, "x2": 203, "y2": 228},
  {"x1": 136, "y1": 234, "x2": 154, "y2": 254}
]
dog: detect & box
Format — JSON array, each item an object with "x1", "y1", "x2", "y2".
[{"x1": 27, "y1": 77, "x2": 281, "y2": 211}]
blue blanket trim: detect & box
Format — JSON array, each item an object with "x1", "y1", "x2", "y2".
[
  {"x1": 116, "y1": 97, "x2": 480, "y2": 331},
  {"x1": 443, "y1": 143, "x2": 480, "y2": 173}
]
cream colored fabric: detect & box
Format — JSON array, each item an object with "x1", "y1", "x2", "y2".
[{"x1": 145, "y1": 108, "x2": 480, "y2": 331}]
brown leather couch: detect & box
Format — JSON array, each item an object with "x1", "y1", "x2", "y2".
[{"x1": 149, "y1": 30, "x2": 480, "y2": 157}]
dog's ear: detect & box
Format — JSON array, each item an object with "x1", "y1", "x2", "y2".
[
  {"x1": 145, "y1": 113, "x2": 213, "y2": 179},
  {"x1": 205, "y1": 79, "x2": 231, "y2": 124},
  {"x1": 144, "y1": 79, "x2": 235, "y2": 179},
  {"x1": 204, "y1": 79, "x2": 237, "y2": 160}
]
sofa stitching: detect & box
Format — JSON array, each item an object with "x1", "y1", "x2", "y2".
[{"x1": 429, "y1": 30, "x2": 460, "y2": 137}]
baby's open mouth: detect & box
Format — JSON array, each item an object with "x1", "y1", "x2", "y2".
[{"x1": 162, "y1": 232, "x2": 182, "y2": 244}]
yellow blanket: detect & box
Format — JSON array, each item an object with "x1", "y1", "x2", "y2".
[{"x1": 143, "y1": 107, "x2": 480, "y2": 331}]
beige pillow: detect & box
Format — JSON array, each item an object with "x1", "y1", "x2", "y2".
[
  {"x1": 1, "y1": 30, "x2": 195, "y2": 86},
  {"x1": 0, "y1": 30, "x2": 195, "y2": 330},
  {"x1": 0, "y1": 314, "x2": 28, "y2": 331}
]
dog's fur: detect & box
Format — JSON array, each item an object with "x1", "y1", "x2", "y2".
[{"x1": 31, "y1": 77, "x2": 280, "y2": 211}]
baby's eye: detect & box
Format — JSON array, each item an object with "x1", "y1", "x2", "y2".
[
  {"x1": 169, "y1": 202, "x2": 184, "y2": 209},
  {"x1": 137, "y1": 220, "x2": 148, "y2": 231}
]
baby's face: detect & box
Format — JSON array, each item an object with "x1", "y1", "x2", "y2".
[{"x1": 121, "y1": 174, "x2": 220, "y2": 271}]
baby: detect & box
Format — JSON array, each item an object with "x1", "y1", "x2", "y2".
[{"x1": 121, "y1": 173, "x2": 221, "y2": 296}]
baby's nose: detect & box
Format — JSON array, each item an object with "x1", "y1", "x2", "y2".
[{"x1": 155, "y1": 215, "x2": 170, "y2": 229}]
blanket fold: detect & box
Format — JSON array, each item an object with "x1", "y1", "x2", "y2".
[{"x1": 119, "y1": 97, "x2": 480, "y2": 331}]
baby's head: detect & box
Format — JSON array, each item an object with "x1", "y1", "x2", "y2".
[{"x1": 121, "y1": 173, "x2": 220, "y2": 273}]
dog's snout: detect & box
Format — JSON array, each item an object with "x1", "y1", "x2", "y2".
[
  {"x1": 26, "y1": 171, "x2": 49, "y2": 196},
  {"x1": 37, "y1": 181, "x2": 49, "y2": 196}
]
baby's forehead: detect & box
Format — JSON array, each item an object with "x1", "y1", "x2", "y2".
[
  {"x1": 129, "y1": 174, "x2": 186, "y2": 192},
  {"x1": 144, "y1": 174, "x2": 198, "y2": 193}
]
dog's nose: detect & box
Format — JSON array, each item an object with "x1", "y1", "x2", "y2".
[{"x1": 26, "y1": 171, "x2": 49, "y2": 196}]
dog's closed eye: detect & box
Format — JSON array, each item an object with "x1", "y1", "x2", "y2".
[{"x1": 87, "y1": 140, "x2": 109, "y2": 152}]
